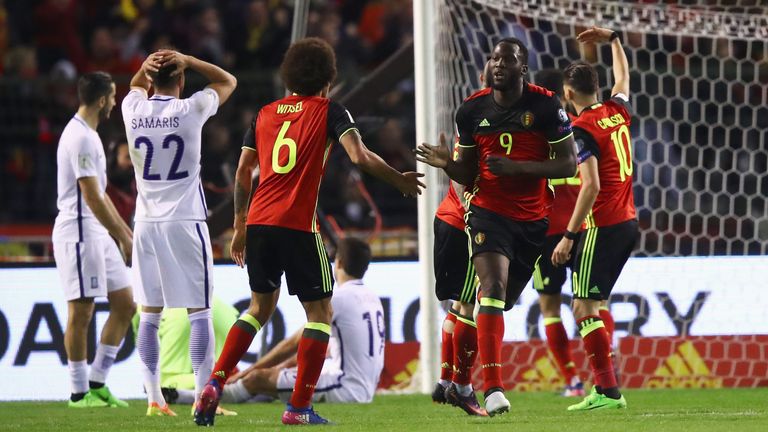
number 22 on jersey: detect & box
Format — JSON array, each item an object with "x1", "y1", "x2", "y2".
[{"x1": 134, "y1": 134, "x2": 188, "y2": 181}]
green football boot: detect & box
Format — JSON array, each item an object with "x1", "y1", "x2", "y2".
[
  {"x1": 68, "y1": 391, "x2": 109, "y2": 408},
  {"x1": 567, "y1": 386, "x2": 627, "y2": 411},
  {"x1": 89, "y1": 386, "x2": 129, "y2": 408}
]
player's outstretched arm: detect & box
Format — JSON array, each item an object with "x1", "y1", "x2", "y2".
[
  {"x1": 552, "y1": 155, "x2": 599, "y2": 266},
  {"x1": 161, "y1": 50, "x2": 237, "y2": 105},
  {"x1": 340, "y1": 130, "x2": 425, "y2": 197},
  {"x1": 129, "y1": 51, "x2": 163, "y2": 92},
  {"x1": 230, "y1": 146, "x2": 259, "y2": 268},
  {"x1": 415, "y1": 133, "x2": 478, "y2": 186},
  {"x1": 577, "y1": 26, "x2": 629, "y2": 97},
  {"x1": 78, "y1": 177, "x2": 134, "y2": 263}
]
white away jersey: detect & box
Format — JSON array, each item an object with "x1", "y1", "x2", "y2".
[
  {"x1": 52, "y1": 115, "x2": 109, "y2": 242},
  {"x1": 327, "y1": 279, "x2": 385, "y2": 402},
  {"x1": 121, "y1": 88, "x2": 219, "y2": 222}
]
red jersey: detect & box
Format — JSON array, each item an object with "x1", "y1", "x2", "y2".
[
  {"x1": 455, "y1": 84, "x2": 573, "y2": 221},
  {"x1": 547, "y1": 172, "x2": 581, "y2": 235},
  {"x1": 435, "y1": 145, "x2": 469, "y2": 230},
  {"x1": 548, "y1": 111, "x2": 581, "y2": 236},
  {"x1": 244, "y1": 95, "x2": 357, "y2": 232},
  {"x1": 572, "y1": 95, "x2": 637, "y2": 228},
  {"x1": 435, "y1": 183, "x2": 466, "y2": 231}
]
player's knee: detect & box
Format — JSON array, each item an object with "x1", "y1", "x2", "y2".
[
  {"x1": 457, "y1": 301, "x2": 474, "y2": 317},
  {"x1": 116, "y1": 301, "x2": 137, "y2": 322},
  {"x1": 538, "y1": 294, "x2": 562, "y2": 317},
  {"x1": 571, "y1": 298, "x2": 599, "y2": 319},
  {"x1": 479, "y1": 279, "x2": 505, "y2": 301},
  {"x1": 68, "y1": 310, "x2": 93, "y2": 328}
]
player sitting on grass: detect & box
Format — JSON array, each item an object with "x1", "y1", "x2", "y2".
[{"x1": 181, "y1": 238, "x2": 383, "y2": 406}]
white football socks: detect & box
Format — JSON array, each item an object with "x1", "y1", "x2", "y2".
[
  {"x1": 189, "y1": 309, "x2": 215, "y2": 401},
  {"x1": 68, "y1": 359, "x2": 89, "y2": 395},
  {"x1": 137, "y1": 311, "x2": 165, "y2": 405},
  {"x1": 89, "y1": 343, "x2": 120, "y2": 385}
]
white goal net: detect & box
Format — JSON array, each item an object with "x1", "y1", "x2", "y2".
[{"x1": 435, "y1": 0, "x2": 768, "y2": 256}]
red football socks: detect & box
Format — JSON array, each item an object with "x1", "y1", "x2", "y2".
[
  {"x1": 544, "y1": 317, "x2": 577, "y2": 384},
  {"x1": 476, "y1": 297, "x2": 505, "y2": 392},
  {"x1": 578, "y1": 316, "x2": 617, "y2": 389},
  {"x1": 210, "y1": 314, "x2": 262, "y2": 386},
  {"x1": 452, "y1": 316, "x2": 478, "y2": 386},
  {"x1": 599, "y1": 306, "x2": 615, "y2": 341},
  {"x1": 289, "y1": 323, "x2": 331, "y2": 409},
  {"x1": 440, "y1": 312, "x2": 458, "y2": 382}
]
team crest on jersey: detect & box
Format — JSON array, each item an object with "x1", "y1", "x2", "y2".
[
  {"x1": 521, "y1": 111, "x2": 534, "y2": 128},
  {"x1": 474, "y1": 232, "x2": 486, "y2": 245}
]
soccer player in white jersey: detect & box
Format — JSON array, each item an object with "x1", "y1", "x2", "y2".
[
  {"x1": 52, "y1": 72, "x2": 137, "y2": 408},
  {"x1": 192, "y1": 237, "x2": 384, "y2": 405},
  {"x1": 121, "y1": 50, "x2": 237, "y2": 416}
]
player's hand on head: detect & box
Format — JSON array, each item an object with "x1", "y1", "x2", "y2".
[
  {"x1": 415, "y1": 132, "x2": 451, "y2": 168},
  {"x1": 399, "y1": 171, "x2": 426, "y2": 197},
  {"x1": 156, "y1": 50, "x2": 190, "y2": 76},
  {"x1": 230, "y1": 226, "x2": 247, "y2": 268},
  {"x1": 577, "y1": 26, "x2": 614, "y2": 44},
  {"x1": 142, "y1": 52, "x2": 164, "y2": 75},
  {"x1": 486, "y1": 155, "x2": 518, "y2": 176},
  {"x1": 551, "y1": 237, "x2": 573, "y2": 266}
]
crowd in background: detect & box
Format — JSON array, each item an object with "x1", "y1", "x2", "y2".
[{"x1": 0, "y1": 0, "x2": 417, "y2": 234}]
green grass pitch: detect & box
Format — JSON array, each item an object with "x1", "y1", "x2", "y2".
[{"x1": 1, "y1": 388, "x2": 766, "y2": 431}]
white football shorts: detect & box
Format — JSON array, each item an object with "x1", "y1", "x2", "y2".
[
  {"x1": 276, "y1": 365, "x2": 372, "y2": 403},
  {"x1": 53, "y1": 236, "x2": 131, "y2": 301},
  {"x1": 132, "y1": 220, "x2": 214, "y2": 308}
]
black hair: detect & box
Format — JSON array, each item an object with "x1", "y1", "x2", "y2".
[
  {"x1": 279, "y1": 37, "x2": 337, "y2": 96},
  {"x1": 77, "y1": 72, "x2": 113, "y2": 105},
  {"x1": 149, "y1": 63, "x2": 181, "y2": 89},
  {"x1": 336, "y1": 237, "x2": 371, "y2": 279},
  {"x1": 496, "y1": 37, "x2": 529, "y2": 65},
  {"x1": 535, "y1": 68, "x2": 565, "y2": 97},
  {"x1": 563, "y1": 61, "x2": 599, "y2": 95}
]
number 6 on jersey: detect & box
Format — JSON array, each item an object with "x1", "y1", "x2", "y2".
[{"x1": 272, "y1": 121, "x2": 297, "y2": 174}]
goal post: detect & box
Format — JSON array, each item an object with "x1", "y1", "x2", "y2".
[{"x1": 414, "y1": 0, "x2": 442, "y2": 394}]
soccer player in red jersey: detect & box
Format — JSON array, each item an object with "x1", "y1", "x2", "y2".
[
  {"x1": 552, "y1": 27, "x2": 637, "y2": 411},
  {"x1": 194, "y1": 38, "x2": 425, "y2": 426},
  {"x1": 417, "y1": 38, "x2": 577, "y2": 416},
  {"x1": 531, "y1": 69, "x2": 585, "y2": 397},
  {"x1": 432, "y1": 63, "x2": 490, "y2": 417}
]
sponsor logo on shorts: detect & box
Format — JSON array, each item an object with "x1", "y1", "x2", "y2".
[
  {"x1": 589, "y1": 286, "x2": 601, "y2": 294},
  {"x1": 91, "y1": 277, "x2": 98, "y2": 289},
  {"x1": 474, "y1": 232, "x2": 485, "y2": 245}
]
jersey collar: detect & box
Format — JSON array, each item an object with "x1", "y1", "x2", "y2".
[
  {"x1": 149, "y1": 93, "x2": 176, "y2": 101},
  {"x1": 339, "y1": 279, "x2": 364, "y2": 289}
]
